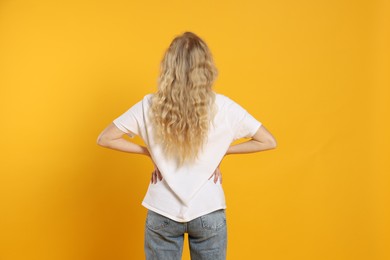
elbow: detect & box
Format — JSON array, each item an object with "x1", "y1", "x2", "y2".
[
  {"x1": 267, "y1": 138, "x2": 277, "y2": 150},
  {"x1": 253, "y1": 139, "x2": 277, "y2": 151},
  {"x1": 96, "y1": 135, "x2": 108, "y2": 147}
]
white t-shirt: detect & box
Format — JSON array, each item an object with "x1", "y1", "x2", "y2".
[{"x1": 113, "y1": 92, "x2": 262, "y2": 222}]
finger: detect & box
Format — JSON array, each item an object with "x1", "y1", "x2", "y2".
[
  {"x1": 214, "y1": 169, "x2": 220, "y2": 183},
  {"x1": 208, "y1": 172, "x2": 214, "y2": 180},
  {"x1": 151, "y1": 171, "x2": 154, "y2": 184},
  {"x1": 152, "y1": 171, "x2": 156, "y2": 184},
  {"x1": 157, "y1": 169, "x2": 163, "y2": 181}
]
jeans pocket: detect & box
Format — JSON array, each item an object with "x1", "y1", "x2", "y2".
[
  {"x1": 200, "y1": 209, "x2": 226, "y2": 231},
  {"x1": 146, "y1": 210, "x2": 171, "y2": 231}
]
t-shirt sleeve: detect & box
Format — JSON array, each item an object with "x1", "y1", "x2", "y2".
[
  {"x1": 226, "y1": 97, "x2": 262, "y2": 141},
  {"x1": 112, "y1": 99, "x2": 144, "y2": 138}
]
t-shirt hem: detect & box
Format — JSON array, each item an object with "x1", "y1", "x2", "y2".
[
  {"x1": 112, "y1": 120, "x2": 136, "y2": 138},
  {"x1": 141, "y1": 201, "x2": 227, "y2": 223},
  {"x1": 249, "y1": 121, "x2": 262, "y2": 137}
]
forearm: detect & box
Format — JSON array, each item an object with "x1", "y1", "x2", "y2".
[
  {"x1": 226, "y1": 139, "x2": 275, "y2": 155},
  {"x1": 98, "y1": 138, "x2": 150, "y2": 156}
]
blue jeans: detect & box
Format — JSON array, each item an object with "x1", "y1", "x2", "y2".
[{"x1": 144, "y1": 209, "x2": 227, "y2": 260}]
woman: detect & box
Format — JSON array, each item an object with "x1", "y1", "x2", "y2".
[{"x1": 97, "y1": 31, "x2": 277, "y2": 260}]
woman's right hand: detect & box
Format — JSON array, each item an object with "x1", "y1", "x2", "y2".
[{"x1": 151, "y1": 162, "x2": 163, "y2": 184}]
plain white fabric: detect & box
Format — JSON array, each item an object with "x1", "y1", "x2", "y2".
[{"x1": 113, "y1": 92, "x2": 262, "y2": 222}]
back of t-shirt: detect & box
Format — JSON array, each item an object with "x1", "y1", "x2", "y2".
[{"x1": 113, "y1": 92, "x2": 262, "y2": 207}]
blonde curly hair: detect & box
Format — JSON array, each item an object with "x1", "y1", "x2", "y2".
[{"x1": 149, "y1": 31, "x2": 219, "y2": 166}]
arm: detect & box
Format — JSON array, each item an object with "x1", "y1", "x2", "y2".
[
  {"x1": 210, "y1": 125, "x2": 277, "y2": 183},
  {"x1": 97, "y1": 123, "x2": 163, "y2": 183},
  {"x1": 96, "y1": 123, "x2": 150, "y2": 157},
  {"x1": 226, "y1": 124, "x2": 277, "y2": 155}
]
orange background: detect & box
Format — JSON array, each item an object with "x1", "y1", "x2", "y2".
[{"x1": 0, "y1": 0, "x2": 389, "y2": 259}]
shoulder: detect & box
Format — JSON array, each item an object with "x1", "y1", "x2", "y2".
[
  {"x1": 123, "y1": 93, "x2": 153, "y2": 114},
  {"x1": 215, "y1": 92, "x2": 234, "y2": 105},
  {"x1": 144, "y1": 93, "x2": 154, "y2": 99},
  {"x1": 143, "y1": 93, "x2": 154, "y2": 101},
  {"x1": 214, "y1": 93, "x2": 241, "y2": 110},
  {"x1": 137, "y1": 93, "x2": 154, "y2": 107}
]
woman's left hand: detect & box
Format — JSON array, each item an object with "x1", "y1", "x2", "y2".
[{"x1": 209, "y1": 165, "x2": 222, "y2": 184}]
